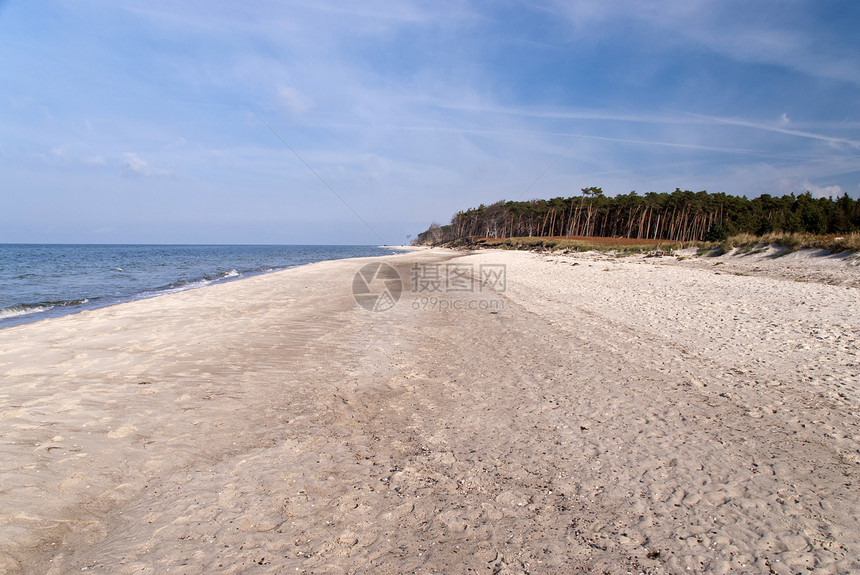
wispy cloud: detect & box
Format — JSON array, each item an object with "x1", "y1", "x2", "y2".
[
  {"x1": 82, "y1": 155, "x2": 106, "y2": 166},
  {"x1": 1, "y1": 1, "x2": 857, "y2": 243},
  {"x1": 675, "y1": 111, "x2": 860, "y2": 150},
  {"x1": 545, "y1": 0, "x2": 860, "y2": 87},
  {"x1": 276, "y1": 85, "x2": 310, "y2": 117},
  {"x1": 50, "y1": 146, "x2": 67, "y2": 162},
  {"x1": 122, "y1": 152, "x2": 173, "y2": 177},
  {"x1": 801, "y1": 180, "x2": 843, "y2": 199}
]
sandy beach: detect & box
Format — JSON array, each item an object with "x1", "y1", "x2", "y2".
[{"x1": 1, "y1": 247, "x2": 858, "y2": 574}]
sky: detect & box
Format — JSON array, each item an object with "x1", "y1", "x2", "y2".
[{"x1": 2, "y1": 0, "x2": 859, "y2": 245}]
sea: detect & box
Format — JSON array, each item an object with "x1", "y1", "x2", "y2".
[{"x1": 0, "y1": 244, "x2": 401, "y2": 329}]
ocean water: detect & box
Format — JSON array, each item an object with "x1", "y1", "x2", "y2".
[{"x1": 0, "y1": 244, "x2": 400, "y2": 329}]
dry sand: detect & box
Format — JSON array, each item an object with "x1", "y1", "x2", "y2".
[{"x1": 0, "y1": 247, "x2": 858, "y2": 574}]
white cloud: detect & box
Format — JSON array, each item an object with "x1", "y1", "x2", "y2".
[
  {"x1": 803, "y1": 181, "x2": 842, "y2": 199},
  {"x1": 546, "y1": 0, "x2": 860, "y2": 87},
  {"x1": 776, "y1": 178, "x2": 843, "y2": 199},
  {"x1": 277, "y1": 85, "x2": 309, "y2": 116},
  {"x1": 293, "y1": 1, "x2": 457, "y2": 24},
  {"x1": 4, "y1": 1, "x2": 856, "y2": 243},
  {"x1": 82, "y1": 155, "x2": 106, "y2": 166},
  {"x1": 679, "y1": 112, "x2": 860, "y2": 150},
  {"x1": 122, "y1": 152, "x2": 147, "y2": 174},
  {"x1": 122, "y1": 152, "x2": 173, "y2": 177}
]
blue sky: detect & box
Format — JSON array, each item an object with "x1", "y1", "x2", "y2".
[{"x1": 2, "y1": 1, "x2": 859, "y2": 244}]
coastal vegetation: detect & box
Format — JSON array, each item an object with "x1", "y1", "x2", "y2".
[
  {"x1": 460, "y1": 232, "x2": 860, "y2": 256},
  {"x1": 415, "y1": 188, "x2": 860, "y2": 253}
]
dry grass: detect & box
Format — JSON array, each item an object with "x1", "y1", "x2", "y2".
[
  {"x1": 468, "y1": 236, "x2": 694, "y2": 253},
  {"x1": 459, "y1": 232, "x2": 860, "y2": 255},
  {"x1": 701, "y1": 232, "x2": 860, "y2": 255}
]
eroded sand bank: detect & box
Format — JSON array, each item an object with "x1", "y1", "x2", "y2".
[{"x1": 0, "y1": 248, "x2": 858, "y2": 574}]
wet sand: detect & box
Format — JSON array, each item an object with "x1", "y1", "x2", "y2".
[{"x1": 1, "y1": 247, "x2": 858, "y2": 574}]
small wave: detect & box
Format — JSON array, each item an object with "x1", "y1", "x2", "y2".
[
  {"x1": 46, "y1": 298, "x2": 90, "y2": 307},
  {"x1": 158, "y1": 270, "x2": 238, "y2": 293},
  {"x1": 127, "y1": 269, "x2": 245, "y2": 301},
  {"x1": 151, "y1": 278, "x2": 214, "y2": 296},
  {"x1": 111, "y1": 267, "x2": 123, "y2": 272},
  {"x1": 0, "y1": 304, "x2": 54, "y2": 319},
  {"x1": 0, "y1": 298, "x2": 92, "y2": 320}
]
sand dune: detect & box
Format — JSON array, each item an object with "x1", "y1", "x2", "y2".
[{"x1": 0, "y1": 248, "x2": 857, "y2": 574}]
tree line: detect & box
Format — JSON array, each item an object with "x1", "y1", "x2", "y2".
[{"x1": 416, "y1": 188, "x2": 860, "y2": 244}]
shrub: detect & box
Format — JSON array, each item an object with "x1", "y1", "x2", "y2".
[{"x1": 704, "y1": 223, "x2": 729, "y2": 242}]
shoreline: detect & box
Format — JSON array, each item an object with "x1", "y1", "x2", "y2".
[
  {"x1": 1, "y1": 248, "x2": 858, "y2": 574},
  {"x1": 0, "y1": 249, "x2": 458, "y2": 573},
  {"x1": 0, "y1": 245, "x2": 407, "y2": 331}
]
